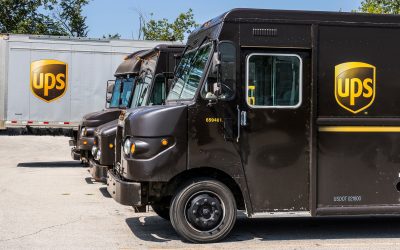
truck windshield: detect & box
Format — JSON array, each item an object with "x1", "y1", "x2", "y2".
[
  {"x1": 109, "y1": 78, "x2": 135, "y2": 109},
  {"x1": 120, "y1": 78, "x2": 134, "y2": 108},
  {"x1": 130, "y1": 70, "x2": 153, "y2": 108},
  {"x1": 109, "y1": 79, "x2": 122, "y2": 108},
  {"x1": 167, "y1": 43, "x2": 213, "y2": 101}
]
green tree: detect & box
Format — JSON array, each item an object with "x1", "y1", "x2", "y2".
[
  {"x1": 358, "y1": 0, "x2": 400, "y2": 14},
  {"x1": 0, "y1": 0, "x2": 66, "y2": 35},
  {"x1": 55, "y1": 0, "x2": 89, "y2": 37},
  {"x1": 103, "y1": 33, "x2": 121, "y2": 39},
  {"x1": 142, "y1": 9, "x2": 199, "y2": 41},
  {"x1": 0, "y1": 0, "x2": 90, "y2": 37}
]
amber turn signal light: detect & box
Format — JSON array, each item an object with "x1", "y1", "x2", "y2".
[
  {"x1": 83, "y1": 141, "x2": 88, "y2": 145},
  {"x1": 161, "y1": 139, "x2": 168, "y2": 146},
  {"x1": 130, "y1": 143, "x2": 136, "y2": 154}
]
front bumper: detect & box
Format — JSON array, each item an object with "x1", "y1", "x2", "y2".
[
  {"x1": 107, "y1": 170, "x2": 142, "y2": 206},
  {"x1": 89, "y1": 159, "x2": 109, "y2": 182},
  {"x1": 71, "y1": 148, "x2": 81, "y2": 161}
]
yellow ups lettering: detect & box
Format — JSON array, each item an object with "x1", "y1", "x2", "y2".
[
  {"x1": 44, "y1": 73, "x2": 56, "y2": 96},
  {"x1": 350, "y1": 78, "x2": 363, "y2": 106},
  {"x1": 56, "y1": 73, "x2": 66, "y2": 90},
  {"x1": 335, "y1": 62, "x2": 376, "y2": 114},
  {"x1": 337, "y1": 78, "x2": 349, "y2": 97},
  {"x1": 32, "y1": 72, "x2": 44, "y2": 89},
  {"x1": 363, "y1": 78, "x2": 373, "y2": 98}
]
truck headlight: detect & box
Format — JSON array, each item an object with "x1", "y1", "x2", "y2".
[
  {"x1": 91, "y1": 146, "x2": 98, "y2": 157},
  {"x1": 94, "y1": 150, "x2": 101, "y2": 161},
  {"x1": 123, "y1": 139, "x2": 131, "y2": 156},
  {"x1": 81, "y1": 127, "x2": 87, "y2": 137}
]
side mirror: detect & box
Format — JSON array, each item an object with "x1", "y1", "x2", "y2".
[
  {"x1": 106, "y1": 80, "x2": 115, "y2": 104},
  {"x1": 212, "y1": 52, "x2": 221, "y2": 74},
  {"x1": 213, "y1": 82, "x2": 221, "y2": 96}
]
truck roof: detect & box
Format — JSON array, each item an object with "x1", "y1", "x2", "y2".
[
  {"x1": 194, "y1": 8, "x2": 400, "y2": 35},
  {"x1": 114, "y1": 50, "x2": 148, "y2": 77},
  {"x1": 226, "y1": 8, "x2": 400, "y2": 23}
]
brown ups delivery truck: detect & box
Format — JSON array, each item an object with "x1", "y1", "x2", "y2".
[
  {"x1": 108, "y1": 9, "x2": 400, "y2": 243},
  {"x1": 70, "y1": 50, "x2": 146, "y2": 162},
  {"x1": 90, "y1": 45, "x2": 184, "y2": 182}
]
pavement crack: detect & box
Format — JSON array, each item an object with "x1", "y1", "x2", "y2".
[{"x1": 0, "y1": 216, "x2": 82, "y2": 242}]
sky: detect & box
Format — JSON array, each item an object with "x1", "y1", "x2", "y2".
[{"x1": 84, "y1": 0, "x2": 363, "y2": 39}]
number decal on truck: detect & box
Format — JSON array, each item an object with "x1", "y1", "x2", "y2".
[
  {"x1": 30, "y1": 60, "x2": 68, "y2": 103},
  {"x1": 206, "y1": 118, "x2": 224, "y2": 123},
  {"x1": 335, "y1": 62, "x2": 376, "y2": 114}
]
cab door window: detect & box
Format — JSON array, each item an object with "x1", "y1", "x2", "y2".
[
  {"x1": 246, "y1": 54, "x2": 302, "y2": 108},
  {"x1": 149, "y1": 75, "x2": 166, "y2": 105}
]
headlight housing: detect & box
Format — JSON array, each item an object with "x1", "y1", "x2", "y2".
[
  {"x1": 123, "y1": 138, "x2": 132, "y2": 156},
  {"x1": 94, "y1": 149, "x2": 101, "y2": 161},
  {"x1": 81, "y1": 127, "x2": 87, "y2": 137},
  {"x1": 91, "y1": 146, "x2": 98, "y2": 157}
]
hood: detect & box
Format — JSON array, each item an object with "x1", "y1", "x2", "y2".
[
  {"x1": 124, "y1": 105, "x2": 187, "y2": 138},
  {"x1": 95, "y1": 119, "x2": 118, "y2": 137},
  {"x1": 82, "y1": 109, "x2": 122, "y2": 128}
]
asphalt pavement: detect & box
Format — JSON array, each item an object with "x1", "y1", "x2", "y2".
[{"x1": 1, "y1": 136, "x2": 400, "y2": 249}]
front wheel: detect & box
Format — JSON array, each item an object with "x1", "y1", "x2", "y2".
[{"x1": 169, "y1": 178, "x2": 237, "y2": 243}]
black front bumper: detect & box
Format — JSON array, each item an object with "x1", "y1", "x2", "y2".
[
  {"x1": 71, "y1": 148, "x2": 81, "y2": 161},
  {"x1": 107, "y1": 170, "x2": 142, "y2": 206},
  {"x1": 89, "y1": 159, "x2": 109, "y2": 182}
]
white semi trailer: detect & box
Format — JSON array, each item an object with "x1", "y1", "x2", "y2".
[{"x1": 0, "y1": 34, "x2": 167, "y2": 133}]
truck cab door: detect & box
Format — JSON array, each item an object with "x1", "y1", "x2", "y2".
[{"x1": 238, "y1": 50, "x2": 312, "y2": 214}]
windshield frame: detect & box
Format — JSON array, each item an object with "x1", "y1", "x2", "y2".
[
  {"x1": 166, "y1": 41, "x2": 215, "y2": 103},
  {"x1": 129, "y1": 52, "x2": 160, "y2": 109}
]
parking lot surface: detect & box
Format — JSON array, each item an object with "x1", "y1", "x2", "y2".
[{"x1": 2, "y1": 136, "x2": 400, "y2": 249}]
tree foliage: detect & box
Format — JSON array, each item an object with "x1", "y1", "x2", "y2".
[
  {"x1": 358, "y1": 0, "x2": 400, "y2": 14},
  {"x1": 0, "y1": 0, "x2": 89, "y2": 37},
  {"x1": 103, "y1": 33, "x2": 121, "y2": 39},
  {"x1": 142, "y1": 9, "x2": 198, "y2": 41},
  {"x1": 55, "y1": 0, "x2": 89, "y2": 37}
]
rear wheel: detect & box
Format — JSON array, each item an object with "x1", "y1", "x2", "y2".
[{"x1": 169, "y1": 178, "x2": 236, "y2": 243}]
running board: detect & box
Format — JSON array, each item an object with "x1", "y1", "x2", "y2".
[{"x1": 247, "y1": 211, "x2": 312, "y2": 218}]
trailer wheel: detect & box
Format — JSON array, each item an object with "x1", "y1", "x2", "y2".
[
  {"x1": 151, "y1": 201, "x2": 170, "y2": 221},
  {"x1": 170, "y1": 178, "x2": 236, "y2": 243}
]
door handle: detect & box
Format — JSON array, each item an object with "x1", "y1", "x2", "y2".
[
  {"x1": 240, "y1": 111, "x2": 247, "y2": 127},
  {"x1": 237, "y1": 106, "x2": 241, "y2": 142},
  {"x1": 236, "y1": 106, "x2": 248, "y2": 142}
]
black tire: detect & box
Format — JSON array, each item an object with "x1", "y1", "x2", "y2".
[
  {"x1": 151, "y1": 202, "x2": 170, "y2": 221},
  {"x1": 169, "y1": 178, "x2": 237, "y2": 243}
]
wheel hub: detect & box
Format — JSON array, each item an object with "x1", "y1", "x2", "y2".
[{"x1": 186, "y1": 193, "x2": 223, "y2": 231}]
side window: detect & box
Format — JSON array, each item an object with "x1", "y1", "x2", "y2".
[
  {"x1": 202, "y1": 42, "x2": 236, "y2": 100},
  {"x1": 247, "y1": 54, "x2": 302, "y2": 108},
  {"x1": 149, "y1": 75, "x2": 166, "y2": 106}
]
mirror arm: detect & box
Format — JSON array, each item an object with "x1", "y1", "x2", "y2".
[{"x1": 207, "y1": 99, "x2": 218, "y2": 107}]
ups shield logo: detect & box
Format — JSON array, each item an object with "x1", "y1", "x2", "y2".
[
  {"x1": 335, "y1": 62, "x2": 376, "y2": 114},
  {"x1": 30, "y1": 60, "x2": 68, "y2": 102}
]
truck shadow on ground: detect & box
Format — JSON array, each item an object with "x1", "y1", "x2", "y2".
[
  {"x1": 126, "y1": 214, "x2": 400, "y2": 243},
  {"x1": 17, "y1": 161, "x2": 83, "y2": 168}
]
